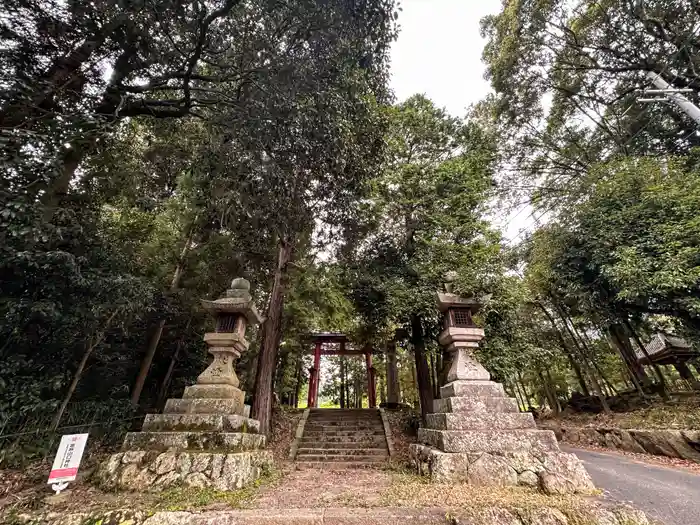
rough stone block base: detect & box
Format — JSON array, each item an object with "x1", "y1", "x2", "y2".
[
  {"x1": 122, "y1": 431, "x2": 265, "y2": 452},
  {"x1": 417, "y1": 428, "x2": 559, "y2": 453},
  {"x1": 142, "y1": 413, "x2": 260, "y2": 433},
  {"x1": 97, "y1": 450, "x2": 273, "y2": 491},
  {"x1": 409, "y1": 444, "x2": 594, "y2": 495},
  {"x1": 164, "y1": 398, "x2": 246, "y2": 415}
]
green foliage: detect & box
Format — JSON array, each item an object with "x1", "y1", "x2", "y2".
[
  {"x1": 577, "y1": 157, "x2": 700, "y2": 322},
  {"x1": 345, "y1": 95, "x2": 501, "y2": 334},
  {"x1": 481, "y1": 0, "x2": 700, "y2": 209},
  {"x1": 0, "y1": 0, "x2": 398, "y2": 452}
]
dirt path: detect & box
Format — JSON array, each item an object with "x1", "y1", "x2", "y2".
[{"x1": 251, "y1": 468, "x2": 392, "y2": 508}]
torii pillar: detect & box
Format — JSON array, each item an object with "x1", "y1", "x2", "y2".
[
  {"x1": 307, "y1": 340, "x2": 322, "y2": 408},
  {"x1": 366, "y1": 351, "x2": 377, "y2": 408}
]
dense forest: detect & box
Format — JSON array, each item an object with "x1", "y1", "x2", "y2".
[{"x1": 2, "y1": 0, "x2": 700, "y2": 463}]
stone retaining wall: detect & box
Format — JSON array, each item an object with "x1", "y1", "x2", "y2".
[{"x1": 540, "y1": 421, "x2": 700, "y2": 462}]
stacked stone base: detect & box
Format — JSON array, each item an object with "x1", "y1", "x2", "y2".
[
  {"x1": 410, "y1": 380, "x2": 594, "y2": 494},
  {"x1": 98, "y1": 449, "x2": 272, "y2": 491},
  {"x1": 98, "y1": 384, "x2": 272, "y2": 492}
]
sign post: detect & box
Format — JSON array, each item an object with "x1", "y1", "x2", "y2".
[{"x1": 47, "y1": 434, "x2": 88, "y2": 494}]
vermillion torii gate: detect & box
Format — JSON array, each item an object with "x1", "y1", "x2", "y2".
[{"x1": 306, "y1": 332, "x2": 377, "y2": 408}]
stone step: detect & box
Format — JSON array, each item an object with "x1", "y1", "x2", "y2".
[
  {"x1": 123, "y1": 431, "x2": 265, "y2": 452},
  {"x1": 296, "y1": 447, "x2": 388, "y2": 456},
  {"x1": 294, "y1": 461, "x2": 385, "y2": 470},
  {"x1": 306, "y1": 417, "x2": 382, "y2": 422},
  {"x1": 425, "y1": 412, "x2": 535, "y2": 431},
  {"x1": 302, "y1": 429, "x2": 385, "y2": 435},
  {"x1": 164, "y1": 398, "x2": 245, "y2": 415},
  {"x1": 306, "y1": 419, "x2": 384, "y2": 430},
  {"x1": 302, "y1": 432, "x2": 386, "y2": 440},
  {"x1": 300, "y1": 440, "x2": 387, "y2": 449},
  {"x1": 309, "y1": 409, "x2": 379, "y2": 414},
  {"x1": 417, "y1": 428, "x2": 559, "y2": 454},
  {"x1": 304, "y1": 423, "x2": 384, "y2": 432},
  {"x1": 433, "y1": 396, "x2": 519, "y2": 414},
  {"x1": 307, "y1": 414, "x2": 382, "y2": 419},
  {"x1": 142, "y1": 413, "x2": 260, "y2": 433},
  {"x1": 295, "y1": 453, "x2": 387, "y2": 463},
  {"x1": 439, "y1": 381, "x2": 506, "y2": 399}
]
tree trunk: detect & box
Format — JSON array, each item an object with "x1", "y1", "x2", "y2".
[
  {"x1": 339, "y1": 355, "x2": 346, "y2": 409},
  {"x1": 538, "y1": 370, "x2": 558, "y2": 414},
  {"x1": 345, "y1": 364, "x2": 351, "y2": 409},
  {"x1": 551, "y1": 304, "x2": 611, "y2": 414},
  {"x1": 509, "y1": 378, "x2": 525, "y2": 411},
  {"x1": 516, "y1": 376, "x2": 530, "y2": 410},
  {"x1": 156, "y1": 318, "x2": 192, "y2": 409},
  {"x1": 570, "y1": 320, "x2": 618, "y2": 396},
  {"x1": 252, "y1": 238, "x2": 293, "y2": 436},
  {"x1": 517, "y1": 371, "x2": 532, "y2": 409},
  {"x1": 410, "y1": 353, "x2": 418, "y2": 408},
  {"x1": 607, "y1": 324, "x2": 648, "y2": 396},
  {"x1": 624, "y1": 318, "x2": 670, "y2": 400},
  {"x1": 429, "y1": 351, "x2": 439, "y2": 399},
  {"x1": 293, "y1": 352, "x2": 304, "y2": 408},
  {"x1": 565, "y1": 351, "x2": 591, "y2": 396},
  {"x1": 0, "y1": 17, "x2": 127, "y2": 129},
  {"x1": 411, "y1": 314, "x2": 434, "y2": 421},
  {"x1": 385, "y1": 341, "x2": 400, "y2": 405},
  {"x1": 379, "y1": 374, "x2": 386, "y2": 405},
  {"x1": 51, "y1": 310, "x2": 120, "y2": 430},
  {"x1": 131, "y1": 219, "x2": 197, "y2": 406},
  {"x1": 34, "y1": 38, "x2": 137, "y2": 222},
  {"x1": 535, "y1": 302, "x2": 590, "y2": 396},
  {"x1": 40, "y1": 146, "x2": 83, "y2": 221},
  {"x1": 545, "y1": 368, "x2": 562, "y2": 414}
]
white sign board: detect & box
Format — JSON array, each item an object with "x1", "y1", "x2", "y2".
[{"x1": 48, "y1": 434, "x2": 88, "y2": 485}]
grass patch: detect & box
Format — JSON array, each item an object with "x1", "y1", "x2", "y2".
[
  {"x1": 154, "y1": 466, "x2": 283, "y2": 511},
  {"x1": 378, "y1": 472, "x2": 578, "y2": 509},
  {"x1": 377, "y1": 472, "x2": 614, "y2": 524},
  {"x1": 154, "y1": 486, "x2": 254, "y2": 510}
]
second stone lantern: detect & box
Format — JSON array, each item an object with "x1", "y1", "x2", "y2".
[
  {"x1": 409, "y1": 280, "x2": 594, "y2": 494},
  {"x1": 437, "y1": 290, "x2": 489, "y2": 386}
]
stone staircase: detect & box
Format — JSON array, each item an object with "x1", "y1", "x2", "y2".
[{"x1": 295, "y1": 408, "x2": 390, "y2": 468}]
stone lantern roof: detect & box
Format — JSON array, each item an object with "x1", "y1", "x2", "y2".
[
  {"x1": 200, "y1": 277, "x2": 264, "y2": 325},
  {"x1": 436, "y1": 271, "x2": 486, "y2": 313},
  {"x1": 436, "y1": 292, "x2": 483, "y2": 314}
]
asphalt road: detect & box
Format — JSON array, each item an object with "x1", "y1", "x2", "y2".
[{"x1": 564, "y1": 446, "x2": 700, "y2": 525}]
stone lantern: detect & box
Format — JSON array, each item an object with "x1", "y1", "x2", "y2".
[
  {"x1": 437, "y1": 290, "x2": 489, "y2": 385},
  {"x1": 408, "y1": 276, "x2": 594, "y2": 494},
  {"x1": 193, "y1": 277, "x2": 263, "y2": 411},
  {"x1": 98, "y1": 278, "x2": 272, "y2": 491}
]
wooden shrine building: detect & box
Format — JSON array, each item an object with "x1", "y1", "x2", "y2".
[{"x1": 636, "y1": 333, "x2": 700, "y2": 390}]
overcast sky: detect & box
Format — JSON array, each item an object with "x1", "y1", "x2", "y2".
[
  {"x1": 389, "y1": 0, "x2": 502, "y2": 116},
  {"x1": 389, "y1": 0, "x2": 530, "y2": 242}
]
